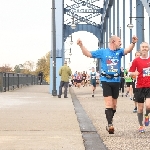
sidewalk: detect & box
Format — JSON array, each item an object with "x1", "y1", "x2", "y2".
[
  {"x1": 72, "y1": 85, "x2": 150, "y2": 150},
  {"x1": 0, "y1": 85, "x2": 85, "y2": 150}
]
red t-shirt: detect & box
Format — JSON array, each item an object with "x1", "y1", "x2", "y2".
[{"x1": 129, "y1": 57, "x2": 150, "y2": 88}]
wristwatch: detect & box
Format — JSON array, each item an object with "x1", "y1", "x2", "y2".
[{"x1": 132, "y1": 42, "x2": 135, "y2": 44}]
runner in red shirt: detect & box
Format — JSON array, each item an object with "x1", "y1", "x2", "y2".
[{"x1": 129, "y1": 42, "x2": 150, "y2": 133}]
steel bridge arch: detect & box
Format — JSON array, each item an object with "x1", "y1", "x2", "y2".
[{"x1": 63, "y1": 24, "x2": 101, "y2": 42}]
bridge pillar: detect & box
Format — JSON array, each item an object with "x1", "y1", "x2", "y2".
[
  {"x1": 136, "y1": 0, "x2": 144, "y2": 50},
  {"x1": 123, "y1": 0, "x2": 125, "y2": 69},
  {"x1": 50, "y1": 0, "x2": 63, "y2": 95},
  {"x1": 113, "y1": 0, "x2": 115, "y2": 35},
  {"x1": 109, "y1": 6, "x2": 112, "y2": 38},
  {"x1": 117, "y1": 0, "x2": 120, "y2": 37},
  {"x1": 106, "y1": 17, "x2": 108, "y2": 47},
  {"x1": 130, "y1": 0, "x2": 133, "y2": 61}
]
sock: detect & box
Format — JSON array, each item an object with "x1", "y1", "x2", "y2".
[
  {"x1": 105, "y1": 108, "x2": 113, "y2": 125},
  {"x1": 145, "y1": 109, "x2": 150, "y2": 116},
  {"x1": 113, "y1": 110, "x2": 116, "y2": 117},
  {"x1": 137, "y1": 113, "x2": 143, "y2": 126}
]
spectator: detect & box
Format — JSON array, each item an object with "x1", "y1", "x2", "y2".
[
  {"x1": 58, "y1": 61, "x2": 72, "y2": 98},
  {"x1": 38, "y1": 71, "x2": 43, "y2": 85}
]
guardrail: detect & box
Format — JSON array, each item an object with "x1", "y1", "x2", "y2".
[{"x1": 0, "y1": 72, "x2": 49, "y2": 92}]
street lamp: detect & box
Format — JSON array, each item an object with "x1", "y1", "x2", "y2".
[
  {"x1": 65, "y1": 58, "x2": 71, "y2": 64},
  {"x1": 69, "y1": 48, "x2": 72, "y2": 56},
  {"x1": 71, "y1": 17, "x2": 76, "y2": 30},
  {"x1": 127, "y1": 22, "x2": 133, "y2": 61},
  {"x1": 69, "y1": 34, "x2": 73, "y2": 45},
  {"x1": 68, "y1": 59, "x2": 71, "y2": 64},
  {"x1": 127, "y1": 24, "x2": 134, "y2": 29}
]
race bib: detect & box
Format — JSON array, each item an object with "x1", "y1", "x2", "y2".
[
  {"x1": 106, "y1": 58, "x2": 119, "y2": 73},
  {"x1": 92, "y1": 76, "x2": 96, "y2": 79},
  {"x1": 143, "y1": 67, "x2": 150, "y2": 77}
]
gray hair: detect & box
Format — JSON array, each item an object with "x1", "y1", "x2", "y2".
[{"x1": 140, "y1": 42, "x2": 150, "y2": 50}]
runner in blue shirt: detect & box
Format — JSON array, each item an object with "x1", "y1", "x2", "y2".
[{"x1": 77, "y1": 35, "x2": 138, "y2": 134}]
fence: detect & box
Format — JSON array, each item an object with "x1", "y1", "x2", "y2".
[{"x1": 0, "y1": 72, "x2": 49, "y2": 92}]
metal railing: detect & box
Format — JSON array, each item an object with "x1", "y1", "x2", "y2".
[{"x1": 0, "y1": 72, "x2": 49, "y2": 92}]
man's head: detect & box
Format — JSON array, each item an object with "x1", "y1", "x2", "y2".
[
  {"x1": 140, "y1": 42, "x2": 149, "y2": 57},
  {"x1": 92, "y1": 67, "x2": 95, "y2": 72},
  {"x1": 135, "y1": 51, "x2": 141, "y2": 58},
  {"x1": 109, "y1": 35, "x2": 122, "y2": 50},
  {"x1": 64, "y1": 61, "x2": 67, "y2": 65}
]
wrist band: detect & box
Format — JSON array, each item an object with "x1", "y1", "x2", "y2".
[{"x1": 132, "y1": 42, "x2": 135, "y2": 44}]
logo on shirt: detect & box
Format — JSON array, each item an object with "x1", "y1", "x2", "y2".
[{"x1": 106, "y1": 58, "x2": 119, "y2": 73}]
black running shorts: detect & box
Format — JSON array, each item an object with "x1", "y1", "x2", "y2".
[
  {"x1": 91, "y1": 82, "x2": 96, "y2": 87},
  {"x1": 101, "y1": 81, "x2": 120, "y2": 99},
  {"x1": 132, "y1": 80, "x2": 136, "y2": 94},
  {"x1": 134, "y1": 88, "x2": 150, "y2": 103},
  {"x1": 126, "y1": 82, "x2": 132, "y2": 87}
]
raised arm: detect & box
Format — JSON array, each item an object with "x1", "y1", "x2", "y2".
[
  {"x1": 77, "y1": 39, "x2": 92, "y2": 58},
  {"x1": 124, "y1": 36, "x2": 138, "y2": 55}
]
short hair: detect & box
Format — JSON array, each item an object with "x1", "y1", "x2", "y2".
[
  {"x1": 140, "y1": 42, "x2": 150, "y2": 51},
  {"x1": 64, "y1": 61, "x2": 67, "y2": 64},
  {"x1": 109, "y1": 35, "x2": 119, "y2": 43},
  {"x1": 135, "y1": 51, "x2": 141, "y2": 56},
  {"x1": 140, "y1": 42, "x2": 149, "y2": 48}
]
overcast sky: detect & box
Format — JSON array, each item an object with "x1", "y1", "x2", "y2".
[{"x1": 0, "y1": 0, "x2": 51, "y2": 68}]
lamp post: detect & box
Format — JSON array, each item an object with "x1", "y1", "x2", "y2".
[
  {"x1": 127, "y1": 23, "x2": 134, "y2": 62},
  {"x1": 65, "y1": 58, "x2": 71, "y2": 64},
  {"x1": 69, "y1": 34, "x2": 73, "y2": 45},
  {"x1": 69, "y1": 48, "x2": 72, "y2": 56},
  {"x1": 51, "y1": 0, "x2": 57, "y2": 96},
  {"x1": 64, "y1": 36, "x2": 72, "y2": 58},
  {"x1": 69, "y1": 35, "x2": 73, "y2": 56},
  {"x1": 71, "y1": 17, "x2": 76, "y2": 30}
]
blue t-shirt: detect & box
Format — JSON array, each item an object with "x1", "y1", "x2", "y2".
[{"x1": 90, "y1": 48, "x2": 124, "y2": 82}]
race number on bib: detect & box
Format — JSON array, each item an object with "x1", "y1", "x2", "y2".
[
  {"x1": 143, "y1": 67, "x2": 150, "y2": 77},
  {"x1": 107, "y1": 58, "x2": 119, "y2": 73}
]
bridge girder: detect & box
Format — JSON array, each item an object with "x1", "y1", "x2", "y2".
[{"x1": 63, "y1": 24, "x2": 101, "y2": 42}]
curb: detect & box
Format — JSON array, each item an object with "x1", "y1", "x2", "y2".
[{"x1": 69, "y1": 87, "x2": 108, "y2": 150}]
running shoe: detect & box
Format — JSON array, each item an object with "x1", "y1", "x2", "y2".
[
  {"x1": 130, "y1": 97, "x2": 132, "y2": 100},
  {"x1": 92, "y1": 94, "x2": 94, "y2": 97},
  {"x1": 145, "y1": 115, "x2": 149, "y2": 126},
  {"x1": 106, "y1": 124, "x2": 114, "y2": 134},
  {"x1": 138, "y1": 126, "x2": 145, "y2": 133},
  {"x1": 125, "y1": 92, "x2": 128, "y2": 97},
  {"x1": 133, "y1": 107, "x2": 137, "y2": 113}
]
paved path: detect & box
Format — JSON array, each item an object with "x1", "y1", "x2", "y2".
[
  {"x1": 72, "y1": 85, "x2": 150, "y2": 150},
  {"x1": 1, "y1": 85, "x2": 150, "y2": 150},
  {"x1": 0, "y1": 85, "x2": 84, "y2": 150}
]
